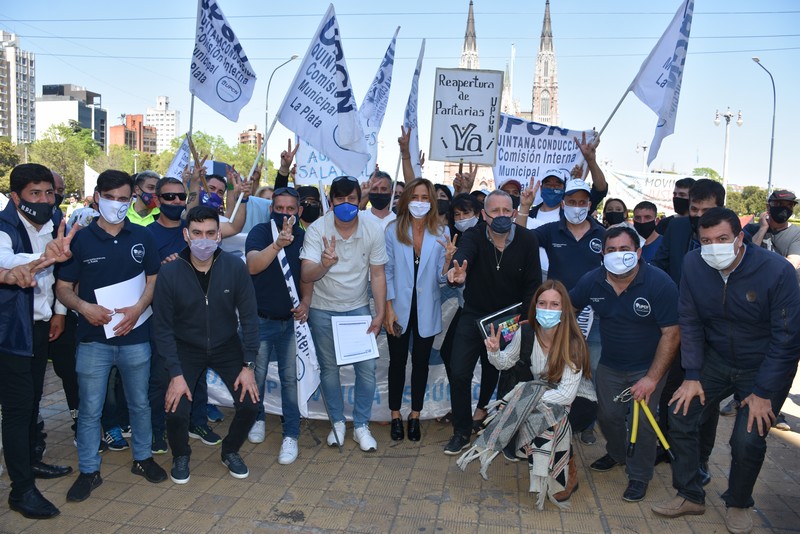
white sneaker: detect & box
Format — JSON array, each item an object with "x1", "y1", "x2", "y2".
[
  {"x1": 248, "y1": 420, "x2": 266, "y2": 444},
  {"x1": 278, "y1": 437, "x2": 299, "y2": 465},
  {"x1": 353, "y1": 425, "x2": 377, "y2": 452},
  {"x1": 326, "y1": 421, "x2": 346, "y2": 447}
]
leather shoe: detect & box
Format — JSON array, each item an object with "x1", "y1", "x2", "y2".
[
  {"x1": 590, "y1": 454, "x2": 621, "y2": 472},
  {"x1": 651, "y1": 495, "x2": 706, "y2": 517},
  {"x1": 8, "y1": 487, "x2": 60, "y2": 519},
  {"x1": 31, "y1": 461, "x2": 73, "y2": 479},
  {"x1": 407, "y1": 417, "x2": 421, "y2": 442},
  {"x1": 390, "y1": 418, "x2": 404, "y2": 441},
  {"x1": 622, "y1": 480, "x2": 648, "y2": 502}
]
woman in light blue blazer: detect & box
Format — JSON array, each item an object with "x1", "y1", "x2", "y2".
[{"x1": 384, "y1": 178, "x2": 453, "y2": 442}]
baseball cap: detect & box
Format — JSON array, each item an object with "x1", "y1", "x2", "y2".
[
  {"x1": 565, "y1": 179, "x2": 591, "y2": 195},
  {"x1": 296, "y1": 185, "x2": 321, "y2": 202},
  {"x1": 769, "y1": 190, "x2": 797, "y2": 203},
  {"x1": 500, "y1": 179, "x2": 522, "y2": 192},
  {"x1": 543, "y1": 169, "x2": 569, "y2": 183}
]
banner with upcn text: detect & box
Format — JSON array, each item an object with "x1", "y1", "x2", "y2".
[
  {"x1": 492, "y1": 114, "x2": 593, "y2": 191},
  {"x1": 189, "y1": 0, "x2": 257, "y2": 121}
]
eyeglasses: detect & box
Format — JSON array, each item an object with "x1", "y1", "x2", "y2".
[
  {"x1": 332, "y1": 176, "x2": 358, "y2": 183},
  {"x1": 273, "y1": 187, "x2": 299, "y2": 198},
  {"x1": 159, "y1": 192, "x2": 187, "y2": 201}
]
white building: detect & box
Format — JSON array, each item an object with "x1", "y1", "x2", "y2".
[
  {"x1": 0, "y1": 32, "x2": 36, "y2": 144},
  {"x1": 36, "y1": 84, "x2": 108, "y2": 151},
  {"x1": 145, "y1": 96, "x2": 180, "y2": 154}
]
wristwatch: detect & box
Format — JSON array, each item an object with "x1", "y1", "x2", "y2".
[{"x1": 243, "y1": 361, "x2": 255, "y2": 370}]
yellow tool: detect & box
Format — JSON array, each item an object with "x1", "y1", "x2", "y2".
[{"x1": 615, "y1": 388, "x2": 676, "y2": 461}]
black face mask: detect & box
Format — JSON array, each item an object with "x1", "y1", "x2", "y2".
[
  {"x1": 54, "y1": 194, "x2": 65, "y2": 209},
  {"x1": 368, "y1": 192, "x2": 391, "y2": 211},
  {"x1": 510, "y1": 195, "x2": 521, "y2": 210},
  {"x1": 18, "y1": 199, "x2": 53, "y2": 225},
  {"x1": 673, "y1": 196, "x2": 690, "y2": 215},
  {"x1": 300, "y1": 204, "x2": 321, "y2": 223},
  {"x1": 689, "y1": 215, "x2": 700, "y2": 234},
  {"x1": 604, "y1": 211, "x2": 626, "y2": 226},
  {"x1": 634, "y1": 220, "x2": 657, "y2": 239},
  {"x1": 437, "y1": 199, "x2": 451, "y2": 216},
  {"x1": 769, "y1": 206, "x2": 793, "y2": 225}
]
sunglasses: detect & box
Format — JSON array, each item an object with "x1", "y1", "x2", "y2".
[
  {"x1": 159, "y1": 192, "x2": 187, "y2": 201},
  {"x1": 332, "y1": 176, "x2": 358, "y2": 183},
  {"x1": 273, "y1": 187, "x2": 300, "y2": 198}
]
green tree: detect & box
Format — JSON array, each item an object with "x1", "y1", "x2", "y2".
[
  {"x1": 0, "y1": 136, "x2": 21, "y2": 192},
  {"x1": 726, "y1": 185, "x2": 768, "y2": 216},
  {"x1": 692, "y1": 167, "x2": 721, "y2": 182},
  {"x1": 28, "y1": 123, "x2": 101, "y2": 194}
]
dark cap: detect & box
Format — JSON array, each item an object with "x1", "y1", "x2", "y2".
[
  {"x1": 296, "y1": 185, "x2": 321, "y2": 201},
  {"x1": 769, "y1": 189, "x2": 797, "y2": 203}
]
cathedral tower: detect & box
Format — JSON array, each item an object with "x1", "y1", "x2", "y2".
[{"x1": 531, "y1": 0, "x2": 559, "y2": 125}]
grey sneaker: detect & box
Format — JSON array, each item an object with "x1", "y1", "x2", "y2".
[
  {"x1": 170, "y1": 456, "x2": 190, "y2": 484},
  {"x1": 720, "y1": 398, "x2": 739, "y2": 416},
  {"x1": 580, "y1": 428, "x2": 597, "y2": 445},
  {"x1": 221, "y1": 452, "x2": 249, "y2": 479}
]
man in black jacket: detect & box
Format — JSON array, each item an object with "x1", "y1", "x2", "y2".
[{"x1": 152, "y1": 206, "x2": 259, "y2": 485}]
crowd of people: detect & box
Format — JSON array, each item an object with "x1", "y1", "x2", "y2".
[{"x1": 0, "y1": 131, "x2": 798, "y2": 534}]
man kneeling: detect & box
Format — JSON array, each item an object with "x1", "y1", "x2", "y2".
[{"x1": 153, "y1": 206, "x2": 260, "y2": 484}]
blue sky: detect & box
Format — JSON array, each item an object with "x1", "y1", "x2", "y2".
[{"x1": 2, "y1": 0, "x2": 798, "y2": 191}]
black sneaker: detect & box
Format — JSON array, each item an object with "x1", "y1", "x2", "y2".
[
  {"x1": 103, "y1": 426, "x2": 129, "y2": 451},
  {"x1": 221, "y1": 452, "x2": 249, "y2": 479},
  {"x1": 502, "y1": 442, "x2": 521, "y2": 462},
  {"x1": 590, "y1": 454, "x2": 621, "y2": 472},
  {"x1": 189, "y1": 424, "x2": 222, "y2": 446},
  {"x1": 443, "y1": 434, "x2": 471, "y2": 456},
  {"x1": 120, "y1": 425, "x2": 132, "y2": 438},
  {"x1": 580, "y1": 428, "x2": 597, "y2": 445},
  {"x1": 151, "y1": 431, "x2": 168, "y2": 455},
  {"x1": 622, "y1": 480, "x2": 648, "y2": 502},
  {"x1": 170, "y1": 456, "x2": 191, "y2": 485},
  {"x1": 131, "y1": 458, "x2": 167, "y2": 483},
  {"x1": 66, "y1": 471, "x2": 102, "y2": 502}
]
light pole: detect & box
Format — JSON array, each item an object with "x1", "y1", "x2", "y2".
[
  {"x1": 635, "y1": 142, "x2": 648, "y2": 173},
  {"x1": 713, "y1": 108, "x2": 743, "y2": 193},
  {"x1": 752, "y1": 57, "x2": 777, "y2": 198},
  {"x1": 264, "y1": 55, "x2": 299, "y2": 183},
  {"x1": 133, "y1": 152, "x2": 139, "y2": 174}
]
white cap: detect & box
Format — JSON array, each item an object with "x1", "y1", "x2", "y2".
[
  {"x1": 565, "y1": 179, "x2": 591, "y2": 195},
  {"x1": 543, "y1": 169, "x2": 570, "y2": 183}
]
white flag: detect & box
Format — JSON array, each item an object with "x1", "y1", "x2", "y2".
[
  {"x1": 83, "y1": 162, "x2": 99, "y2": 197},
  {"x1": 165, "y1": 136, "x2": 192, "y2": 179},
  {"x1": 357, "y1": 27, "x2": 400, "y2": 179},
  {"x1": 189, "y1": 0, "x2": 257, "y2": 121},
  {"x1": 403, "y1": 39, "x2": 426, "y2": 177},
  {"x1": 276, "y1": 4, "x2": 369, "y2": 177},
  {"x1": 629, "y1": 0, "x2": 694, "y2": 165}
]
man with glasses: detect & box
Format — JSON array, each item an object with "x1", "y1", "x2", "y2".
[
  {"x1": 297, "y1": 186, "x2": 322, "y2": 229},
  {"x1": 245, "y1": 187, "x2": 311, "y2": 464},
  {"x1": 300, "y1": 176, "x2": 387, "y2": 452}
]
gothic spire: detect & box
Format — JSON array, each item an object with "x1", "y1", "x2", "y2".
[
  {"x1": 540, "y1": 0, "x2": 553, "y2": 52},
  {"x1": 460, "y1": 0, "x2": 479, "y2": 69}
]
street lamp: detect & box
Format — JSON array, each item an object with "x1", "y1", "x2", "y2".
[
  {"x1": 713, "y1": 108, "x2": 743, "y2": 193},
  {"x1": 635, "y1": 142, "x2": 649, "y2": 173},
  {"x1": 133, "y1": 152, "x2": 139, "y2": 174},
  {"x1": 752, "y1": 57, "x2": 777, "y2": 198},
  {"x1": 264, "y1": 54, "x2": 299, "y2": 183}
]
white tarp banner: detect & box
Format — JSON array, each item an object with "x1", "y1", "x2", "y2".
[
  {"x1": 294, "y1": 139, "x2": 344, "y2": 186},
  {"x1": 492, "y1": 114, "x2": 593, "y2": 195},
  {"x1": 402, "y1": 39, "x2": 426, "y2": 177},
  {"x1": 83, "y1": 162, "x2": 99, "y2": 197},
  {"x1": 603, "y1": 168, "x2": 693, "y2": 216},
  {"x1": 429, "y1": 68, "x2": 503, "y2": 165},
  {"x1": 189, "y1": 0, "x2": 257, "y2": 121},
  {"x1": 165, "y1": 136, "x2": 192, "y2": 179},
  {"x1": 276, "y1": 4, "x2": 369, "y2": 177},
  {"x1": 628, "y1": 0, "x2": 694, "y2": 165}
]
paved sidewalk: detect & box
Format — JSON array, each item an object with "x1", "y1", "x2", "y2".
[{"x1": 1, "y1": 365, "x2": 799, "y2": 533}]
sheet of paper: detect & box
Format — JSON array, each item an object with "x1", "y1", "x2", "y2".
[
  {"x1": 332, "y1": 315, "x2": 379, "y2": 365},
  {"x1": 94, "y1": 272, "x2": 153, "y2": 339}
]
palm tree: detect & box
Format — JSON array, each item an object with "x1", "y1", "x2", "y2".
[{"x1": 118, "y1": 113, "x2": 127, "y2": 125}]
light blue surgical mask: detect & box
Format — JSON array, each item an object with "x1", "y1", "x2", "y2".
[{"x1": 535, "y1": 308, "x2": 562, "y2": 330}]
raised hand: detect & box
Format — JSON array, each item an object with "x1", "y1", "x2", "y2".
[
  {"x1": 520, "y1": 179, "x2": 540, "y2": 211},
  {"x1": 275, "y1": 215, "x2": 296, "y2": 249},
  {"x1": 226, "y1": 165, "x2": 241, "y2": 186},
  {"x1": 574, "y1": 131, "x2": 600, "y2": 164},
  {"x1": 437, "y1": 233, "x2": 458, "y2": 265},
  {"x1": 398, "y1": 126, "x2": 411, "y2": 157},
  {"x1": 280, "y1": 138, "x2": 300, "y2": 173},
  {"x1": 321, "y1": 236, "x2": 338, "y2": 268},
  {"x1": 419, "y1": 150, "x2": 426, "y2": 168},
  {"x1": 447, "y1": 259, "x2": 468, "y2": 285},
  {"x1": 44, "y1": 219, "x2": 78, "y2": 263},
  {"x1": 483, "y1": 323, "x2": 503, "y2": 353}
]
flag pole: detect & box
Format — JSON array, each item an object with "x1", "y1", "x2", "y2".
[
  {"x1": 188, "y1": 95, "x2": 195, "y2": 136},
  {"x1": 597, "y1": 89, "x2": 630, "y2": 138}
]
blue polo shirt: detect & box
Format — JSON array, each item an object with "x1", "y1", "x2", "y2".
[
  {"x1": 58, "y1": 219, "x2": 160, "y2": 345},
  {"x1": 641, "y1": 235, "x2": 663, "y2": 264},
  {"x1": 147, "y1": 220, "x2": 187, "y2": 261},
  {"x1": 569, "y1": 262, "x2": 678, "y2": 371},
  {"x1": 534, "y1": 217, "x2": 606, "y2": 290},
  {"x1": 245, "y1": 221, "x2": 304, "y2": 318}
]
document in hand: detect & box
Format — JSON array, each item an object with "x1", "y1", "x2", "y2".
[
  {"x1": 477, "y1": 302, "x2": 523, "y2": 350},
  {"x1": 332, "y1": 315, "x2": 379, "y2": 365},
  {"x1": 94, "y1": 272, "x2": 152, "y2": 339}
]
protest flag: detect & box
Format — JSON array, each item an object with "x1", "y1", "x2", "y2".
[
  {"x1": 598, "y1": 0, "x2": 693, "y2": 166},
  {"x1": 276, "y1": 4, "x2": 369, "y2": 177},
  {"x1": 402, "y1": 39, "x2": 426, "y2": 178},
  {"x1": 83, "y1": 162, "x2": 99, "y2": 197},
  {"x1": 189, "y1": 0, "x2": 257, "y2": 122}
]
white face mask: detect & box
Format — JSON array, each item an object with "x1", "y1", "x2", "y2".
[
  {"x1": 563, "y1": 205, "x2": 588, "y2": 225},
  {"x1": 701, "y1": 242, "x2": 739, "y2": 271},
  {"x1": 408, "y1": 201, "x2": 431, "y2": 219},
  {"x1": 454, "y1": 215, "x2": 478, "y2": 232},
  {"x1": 97, "y1": 197, "x2": 129, "y2": 225},
  {"x1": 604, "y1": 250, "x2": 638, "y2": 275}
]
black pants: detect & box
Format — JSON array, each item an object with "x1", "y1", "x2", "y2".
[
  {"x1": 386, "y1": 305, "x2": 435, "y2": 412},
  {"x1": 439, "y1": 306, "x2": 461, "y2": 379},
  {"x1": 49, "y1": 312, "x2": 79, "y2": 411},
  {"x1": 449, "y1": 309, "x2": 499, "y2": 437},
  {"x1": 166, "y1": 349, "x2": 258, "y2": 458},
  {"x1": 569, "y1": 396, "x2": 598, "y2": 433},
  {"x1": 0, "y1": 321, "x2": 50, "y2": 494}
]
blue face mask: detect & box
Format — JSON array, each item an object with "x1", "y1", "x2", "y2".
[
  {"x1": 541, "y1": 187, "x2": 565, "y2": 208},
  {"x1": 535, "y1": 308, "x2": 562, "y2": 330},
  {"x1": 159, "y1": 203, "x2": 184, "y2": 221},
  {"x1": 333, "y1": 202, "x2": 359, "y2": 222},
  {"x1": 489, "y1": 215, "x2": 513, "y2": 234},
  {"x1": 200, "y1": 189, "x2": 223, "y2": 210}
]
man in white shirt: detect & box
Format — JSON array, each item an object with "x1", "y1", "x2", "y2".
[{"x1": 301, "y1": 176, "x2": 388, "y2": 452}]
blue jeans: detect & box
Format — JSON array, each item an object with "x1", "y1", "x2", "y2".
[
  {"x1": 308, "y1": 306, "x2": 376, "y2": 428},
  {"x1": 668, "y1": 349, "x2": 790, "y2": 508},
  {"x1": 256, "y1": 317, "x2": 300, "y2": 438},
  {"x1": 76, "y1": 342, "x2": 152, "y2": 473}
]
